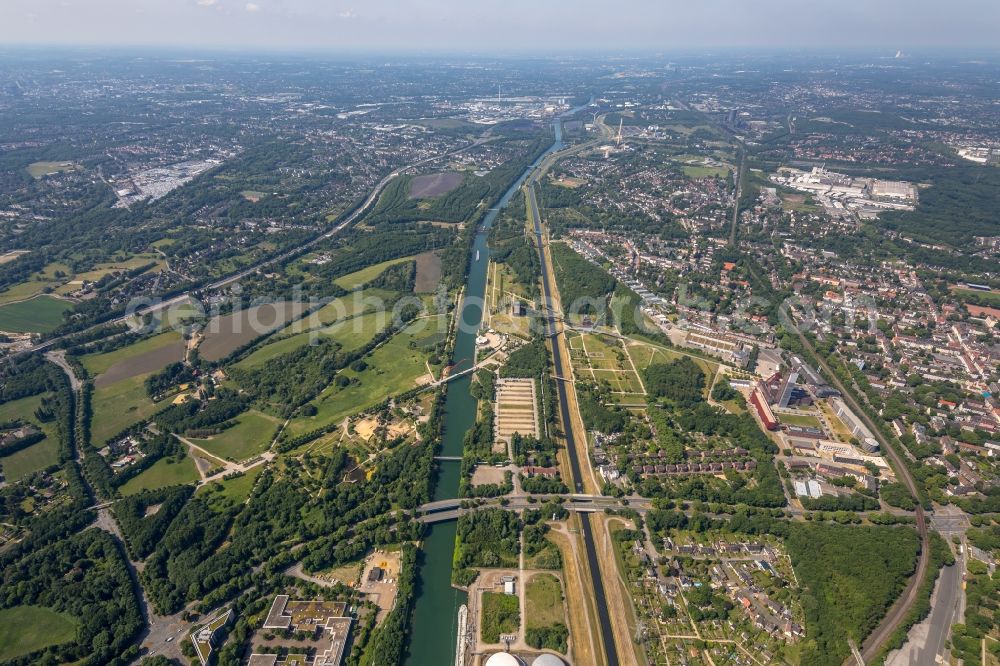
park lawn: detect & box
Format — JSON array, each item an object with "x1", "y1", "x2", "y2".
[
  {"x1": 190, "y1": 410, "x2": 281, "y2": 462},
  {"x1": 333, "y1": 256, "x2": 414, "y2": 291},
  {"x1": 525, "y1": 573, "x2": 566, "y2": 630},
  {"x1": 627, "y1": 340, "x2": 719, "y2": 398},
  {"x1": 0, "y1": 295, "x2": 71, "y2": 333},
  {"x1": 237, "y1": 310, "x2": 390, "y2": 370},
  {"x1": 778, "y1": 412, "x2": 824, "y2": 428},
  {"x1": 198, "y1": 464, "x2": 265, "y2": 506},
  {"x1": 119, "y1": 454, "x2": 200, "y2": 496},
  {"x1": 89, "y1": 375, "x2": 160, "y2": 445},
  {"x1": 80, "y1": 331, "x2": 183, "y2": 377},
  {"x1": 285, "y1": 315, "x2": 445, "y2": 436},
  {"x1": 0, "y1": 605, "x2": 78, "y2": 661},
  {"x1": 480, "y1": 591, "x2": 520, "y2": 644}
]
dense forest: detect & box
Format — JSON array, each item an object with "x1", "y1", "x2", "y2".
[{"x1": 549, "y1": 242, "x2": 616, "y2": 316}]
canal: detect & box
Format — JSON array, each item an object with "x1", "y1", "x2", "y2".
[{"x1": 404, "y1": 120, "x2": 569, "y2": 666}]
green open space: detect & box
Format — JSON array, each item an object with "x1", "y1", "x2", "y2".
[
  {"x1": 119, "y1": 453, "x2": 200, "y2": 496},
  {"x1": 480, "y1": 591, "x2": 520, "y2": 644},
  {"x1": 89, "y1": 375, "x2": 161, "y2": 445},
  {"x1": 237, "y1": 310, "x2": 390, "y2": 370},
  {"x1": 525, "y1": 573, "x2": 566, "y2": 629},
  {"x1": 333, "y1": 257, "x2": 415, "y2": 291},
  {"x1": 0, "y1": 295, "x2": 71, "y2": 333},
  {"x1": 0, "y1": 605, "x2": 78, "y2": 661},
  {"x1": 1, "y1": 436, "x2": 60, "y2": 483},
  {"x1": 196, "y1": 464, "x2": 265, "y2": 508},
  {"x1": 0, "y1": 394, "x2": 62, "y2": 482},
  {"x1": 26, "y1": 161, "x2": 79, "y2": 179},
  {"x1": 80, "y1": 331, "x2": 183, "y2": 377},
  {"x1": 190, "y1": 410, "x2": 282, "y2": 461},
  {"x1": 286, "y1": 315, "x2": 445, "y2": 436},
  {"x1": 778, "y1": 412, "x2": 824, "y2": 428}
]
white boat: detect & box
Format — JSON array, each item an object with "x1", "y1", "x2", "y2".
[{"x1": 475, "y1": 249, "x2": 480, "y2": 261}]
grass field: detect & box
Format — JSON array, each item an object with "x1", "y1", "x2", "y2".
[
  {"x1": 0, "y1": 295, "x2": 71, "y2": 333},
  {"x1": 197, "y1": 464, "x2": 264, "y2": 508},
  {"x1": 285, "y1": 315, "x2": 445, "y2": 436},
  {"x1": 81, "y1": 331, "x2": 183, "y2": 377},
  {"x1": 26, "y1": 161, "x2": 79, "y2": 179},
  {"x1": 0, "y1": 605, "x2": 77, "y2": 661},
  {"x1": 1, "y1": 436, "x2": 60, "y2": 482},
  {"x1": 0, "y1": 394, "x2": 61, "y2": 482},
  {"x1": 778, "y1": 412, "x2": 824, "y2": 428},
  {"x1": 626, "y1": 340, "x2": 719, "y2": 400},
  {"x1": 190, "y1": 410, "x2": 281, "y2": 461},
  {"x1": 333, "y1": 257, "x2": 414, "y2": 291},
  {"x1": 89, "y1": 374, "x2": 160, "y2": 445},
  {"x1": 682, "y1": 164, "x2": 731, "y2": 179},
  {"x1": 119, "y1": 454, "x2": 200, "y2": 496},
  {"x1": 525, "y1": 573, "x2": 566, "y2": 630},
  {"x1": 237, "y1": 310, "x2": 390, "y2": 370},
  {"x1": 567, "y1": 332, "x2": 646, "y2": 399}
]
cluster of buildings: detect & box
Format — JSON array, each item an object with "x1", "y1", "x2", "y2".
[
  {"x1": 249, "y1": 596, "x2": 354, "y2": 666},
  {"x1": 770, "y1": 166, "x2": 917, "y2": 219}
]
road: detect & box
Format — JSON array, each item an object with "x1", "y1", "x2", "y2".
[
  {"x1": 793, "y1": 329, "x2": 932, "y2": 664},
  {"x1": 528, "y1": 175, "x2": 620, "y2": 665},
  {"x1": 16, "y1": 136, "x2": 492, "y2": 358},
  {"x1": 728, "y1": 146, "x2": 745, "y2": 246},
  {"x1": 886, "y1": 548, "x2": 963, "y2": 666}
]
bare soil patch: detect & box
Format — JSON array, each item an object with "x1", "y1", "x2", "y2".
[
  {"x1": 414, "y1": 250, "x2": 443, "y2": 293},
  {"x1": 408, "y1": 171, "x2": 463, "y2": 199},
  {"x1": 471, "y1": 465, "x2": 507, "y2": 487}
]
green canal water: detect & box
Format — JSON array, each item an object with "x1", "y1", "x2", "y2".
[{"x1": 404, "y1": 121, "x2": 568, "y2": 666}]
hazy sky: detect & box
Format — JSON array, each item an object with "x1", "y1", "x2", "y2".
[{"x1": 2, "y1": 0, "x2": 998, "y2": 53}]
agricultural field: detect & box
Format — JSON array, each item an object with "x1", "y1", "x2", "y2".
[
  {"x1": 80, "y1": 331, "x2": 185, "y2": 443},
  {"x1": 0, "y1": 605, "x2": 78, "y2": 661},
  {"x1": 199, "y1": 301, "x2": 306, "y2": 361},
  {"x1": 190, "y1": 409, "x2": 282, "y2": 462},
  {"x1": 0, "y1": 295, "x2": 71, "y2": 333},
  {"x1": 413, "y1": 250, "x2": 443, "y2": 293},
  {"x1": 284, "y1": 314, "x2": 446, "y2": 436},
  {"x1": 0, "y1": 437, "x2": 60, "y2": 483},
  {"x1": 83, "y1": 331, "x2": 185, "y2": 386},
  {"x1": 88, "y1": 375, "x2": 160, "y2": 445},
  {"x1": 118, "y1": 452, "x2": 200, "y2": 496}
]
